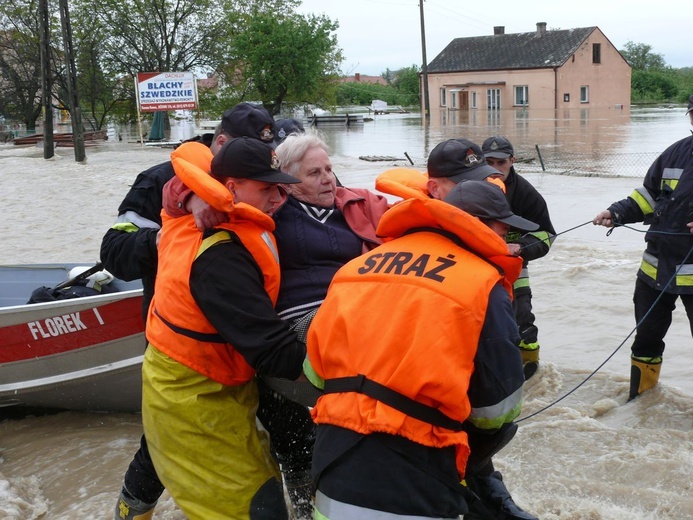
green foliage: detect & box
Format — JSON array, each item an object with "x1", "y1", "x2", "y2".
[
  {"x1": 0, "y1": 1, "x2": 44, "y2": 129},
  {"x1": 381, "y1": 69, "x2": 395, "y2": 84},
  {"x1": 620, "y1": 41, "x2": 667, "y2": 71},
  {"x1": 0, "y1": 0, "x2": 334, "y2": 129},
  {"x1": 69, "y1": 28, "x2": 128, "y2": 129},
  {"x1": 71, "y1": 0, "x2": 230, "y2": 77},
  {"x1": 228, "y1": 11, "x2": 343, "y2": 114},
  {"x1": 674, "y1": 69, "x2": 693, "y2": 101},
  {"x1": 337, "y1": 82, "x2": 398, "y2": 106},
  {"x1": 620, "y1": 41, "x2": 693, "y2": 103},
  {"x1": 197, "y1": 86, "x2": 246, "y2": 120},
  {"x1": 392, "y1": 65, "x2": 420, "y2": 106},
  {"x1": 100, "y1": 79, "x2": 138, "y2": 125},
  {"x1": 336, "y1": 66, "x2": 421, "y2": 107},
  {"x1": 631, "y1": 69, "x2": 679, "y2": 102}
]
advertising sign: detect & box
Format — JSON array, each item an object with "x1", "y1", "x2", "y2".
[{"x1": 136, "y1": 72, "x2": 197, "y2": 112}]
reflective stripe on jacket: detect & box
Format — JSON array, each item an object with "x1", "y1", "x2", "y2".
[
  {"x1": 503, "y1": 166, "x2": 555, "y2": 263},
  {"x1": 608, "y1": 135, "x2": 693, "y2": 294},
  {"x1": 307, "y1": 197, "x2": 523, "y2": 476},
  {"x1": 146, "y1": 142, "x2": 281, "y2": 386}
]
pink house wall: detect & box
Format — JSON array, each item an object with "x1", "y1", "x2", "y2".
[{"x1": 556, "y1": 28, "x2": 631, "y2": 109}]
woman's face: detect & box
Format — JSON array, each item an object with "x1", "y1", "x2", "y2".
[{"x1": 284, "y1": 147, "x2": 337, "y2": 207}]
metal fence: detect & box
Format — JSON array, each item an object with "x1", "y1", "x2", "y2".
[
  {"x1": 380, "y1": 147, "x2": 660, "y2": 179},
  {"x1": 524, "y1": 147, "x2": 659, "y2": 178}
]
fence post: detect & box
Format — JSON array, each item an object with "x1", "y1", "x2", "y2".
[{"x1": 535, "y1": 144, "x2": 546, "y2": 172}]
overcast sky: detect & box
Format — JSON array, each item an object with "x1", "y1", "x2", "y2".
[{"x1": 296, "y1": 0, "x2": 691, "y2": 76}]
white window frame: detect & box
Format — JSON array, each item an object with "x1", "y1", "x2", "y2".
[
  {"x1": 487, "y1": 88, "x2": 501, "y2": 109},
  {"x1": 514, "y1": 86, "x2": 529, "y2": 106},
  {"x1": 440, "y1": 88, "x2": 447, "y2": 107},
  {"x1": 580, "y1": 86, "x2": 589, "y2": 103},
  {"x1": 449, "y1": 88, "x2": 462, "y2": 109}
]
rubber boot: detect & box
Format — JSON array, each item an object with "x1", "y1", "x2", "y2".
[
  {"x1": 114, "y1": 489, "x2": 156, "y2": 520},
  {"x1": 519, "y1": 341, "x2": 539, "y2": 380},
  {"x1": 629, "y1": 356, "x2": 662, "y2": 401}
]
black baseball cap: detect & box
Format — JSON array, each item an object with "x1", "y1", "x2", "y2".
[
  {"x1": 275, "y1": 118, "x2": 305, "y2": 143},
  {"x1": 221, "y1": 103, "x2": 276, "y2": 145},
  {"x1": 686, "y1": 94, "x2": 693, "y2": 115},
  {"x1": 211, "y1": 137, "x2": 300, "y2": 184},
  {"x1": 444, "y1": 180, "x2": 539, "y2": 231},
  {"x1": 427, "y1": 139, "x2": 501, "y2": 183},
  {"x1": 482, "y1": 136, "x2": 514, "y2": 159}
]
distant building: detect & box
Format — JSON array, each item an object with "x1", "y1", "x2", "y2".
[
  {"x1": 341, "y1": 73, "x2": 388, "y2": 86},
  {"x1": 425, "y1": 23, "x2": 631, "y2": 112},
  {"x1": 197, "y1": 74, "x2": 219, "y2": 92}
]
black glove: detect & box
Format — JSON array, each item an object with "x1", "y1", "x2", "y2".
[{"x1": 464, "y1": 471, "x2": 538, "y2": 520}]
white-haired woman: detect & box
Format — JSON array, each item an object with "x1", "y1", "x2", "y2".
[{"x1": 272, "y1": 132, "x2": 388, "y2": 320}]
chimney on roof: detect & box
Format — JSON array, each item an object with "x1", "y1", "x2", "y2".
[
  {"x1": 536, "y1": 22, "x2": 547, "y2": 35},
  {"x1": 494, "y1": 26, "x2": 505, "y2": 35},
  {"x1": 355, "y1": 73, "x2": 361, "y2": 82}
]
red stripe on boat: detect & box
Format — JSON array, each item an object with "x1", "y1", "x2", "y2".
[{"x1": 0, "y1": 297, "x2": 144, "y2": 362}]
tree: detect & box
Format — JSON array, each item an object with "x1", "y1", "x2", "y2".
[
  {"x1": 631, "y1": 69, "x2": 678, "y2": 101},
  {"x1": 336, "y1": 82, "x2": 399, "y2": 106},
  {"x1": 392, "y1": 65, "x2": 420, "y2": 106},
  {"x1": 73, "y1": 41, "x2": 135, "y2": 130},
  {"x1": 620, "y1": 41, "x2": 667, "y2": 71},
  {"x1": 61, "y1": 8, "x2": 134, "y2": 129},
  {"x1": 72, "y1": 0, "x2": 231, "y2": 78},
  {"x1": 229, "y1": 11, "x2": 343, "y2": 115},
  {"x1": 0, "y1": 0, "x2": 353, "y2": 129},
  {"x1": 65, "y1": 0, "x2": 240, "y2": 129},
  {"x1": 0, "y1": 0, "x2": 48, "y2": 130}
]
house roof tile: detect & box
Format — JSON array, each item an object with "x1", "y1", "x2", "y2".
[{"x1": 428, "y1": 27, "x2": 597, "y2": 73}]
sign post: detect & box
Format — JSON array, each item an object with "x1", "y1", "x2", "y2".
[{"x1": 134, "y1": 72, "x2": 198, "y2": 145}]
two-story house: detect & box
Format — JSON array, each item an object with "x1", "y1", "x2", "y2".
[{"x1": 425, "y1": 23, "x2": 631, "y2": 113}]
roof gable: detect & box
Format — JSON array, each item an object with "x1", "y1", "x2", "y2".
[{"x1": 428, "y1": 27, "x2": 596, "y2": 73}]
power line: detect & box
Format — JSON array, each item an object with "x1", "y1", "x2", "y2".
[{"x1": 425, "y1": 0, "x2": 492, "y2": 31}]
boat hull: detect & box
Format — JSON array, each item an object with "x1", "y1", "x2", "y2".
[{"x1": 0, "y1": 264, "x2": 145, "y2": 413}]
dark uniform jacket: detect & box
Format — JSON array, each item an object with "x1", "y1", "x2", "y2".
[
  {"x1": 100, "y1": 135, "x2": 213, "y2": 320},
  {"x1": 100, "y1": 161, "x2": 174, "y2": 319},
  {"x1": 608, "y1": 134, "x2": 693, "y2": 294},
  {"x1": 504, "y1": 166, "x2": 556, "y2": 264}
]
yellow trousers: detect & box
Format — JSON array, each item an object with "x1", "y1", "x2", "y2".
[{"x1": 142, "y1": 345, "x2": 284, "y2": 519}]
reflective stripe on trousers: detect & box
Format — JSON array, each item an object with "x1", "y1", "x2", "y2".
[{"x1": 314, "y1": 490, "x2": 457, "y2": 520}]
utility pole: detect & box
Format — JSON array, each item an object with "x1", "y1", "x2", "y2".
[
  {"x1": 38, "y1": 0, "x2": 54, "y2": 158},
  {"x1": 419, "y1": 0, "x2": 430, "y2": 119},
  {"x1": 58, "y1": 0, "x2": 86, "y2": 162}
]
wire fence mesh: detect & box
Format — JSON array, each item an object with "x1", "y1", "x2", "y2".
[
  {"x1": 522, "y1": 147, "x2": 659, "y2": 178},
  {"x1": 368, "y1": 146, "x2": 660, "y2": 178}
]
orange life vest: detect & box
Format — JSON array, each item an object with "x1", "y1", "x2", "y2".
[
  {"x1": 375, "y1": 167, "x2": 506, "y2": 201},
  {"x1": 375, "y1": 167, "x2": 430, "y2": 200},
  {"x1": 146, "y1": 142, "x2": 281, "y2": 386},
  {"x1": 308, "y1": 197, "x2": 522, "y2": 477}
]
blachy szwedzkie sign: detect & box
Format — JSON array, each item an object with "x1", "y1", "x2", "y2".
[{"x1": 135, "y1": 72, "x2": 198, "y2": 112}]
